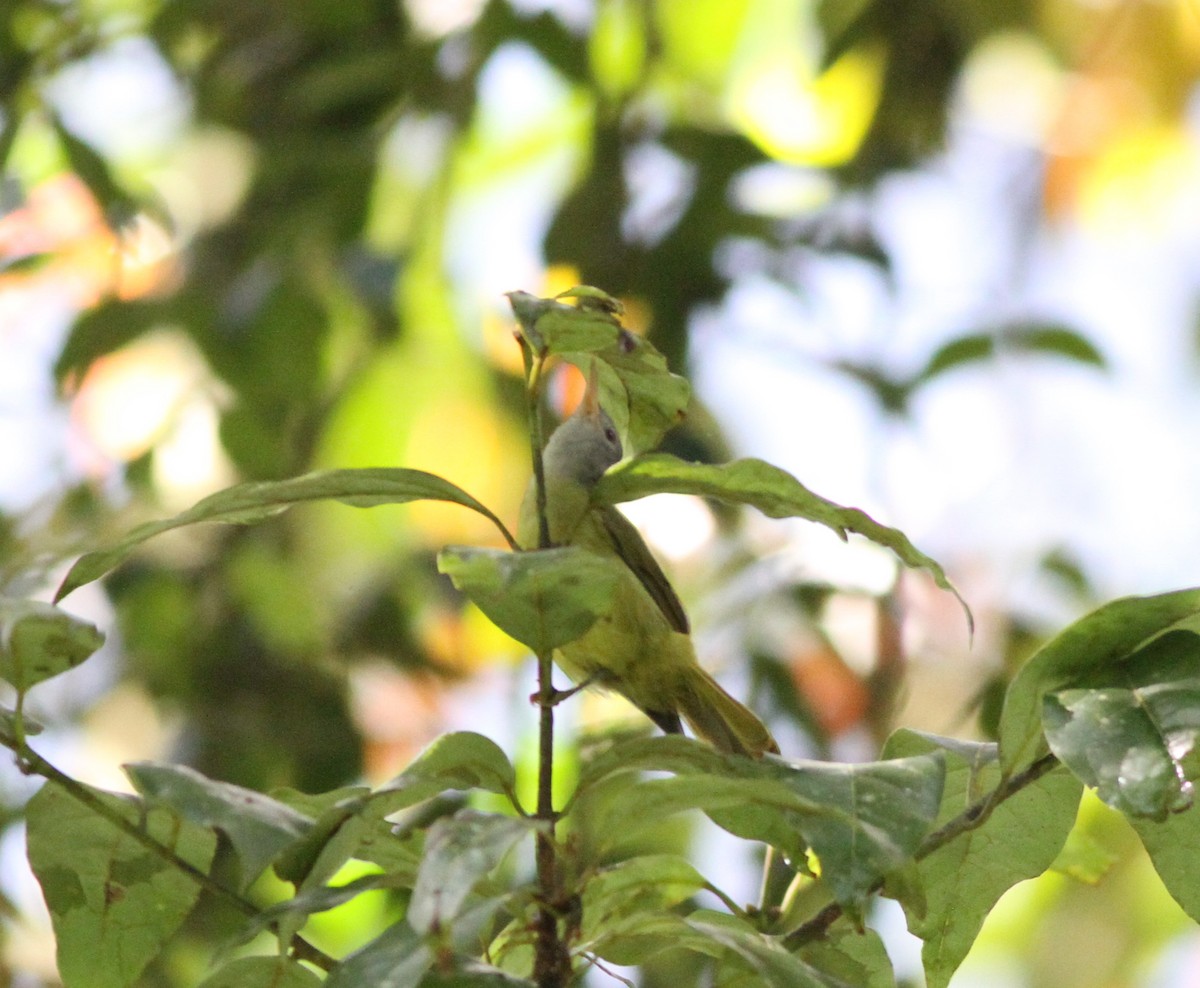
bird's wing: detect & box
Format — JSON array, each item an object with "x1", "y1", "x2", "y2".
[{"x1": 599, "y1": 504, "x2": 690, "y2": 634}]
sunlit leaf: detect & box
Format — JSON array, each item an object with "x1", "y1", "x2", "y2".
[
  {"x1": 27, "y1": 782, "x2": 217, "y2": 988},
  {"x1": 437, "y1": 545, "x2": 621, "y2": 654},
  {"x1": 998, "y1": 588, "x2": 1200, "y2": 774},
  {"x1": 1049, "y1": 804, "x2": 1120, "y2": 885},
  {"x1": 881, "y1": 730, "x2": 1081, "y2": 988},
  {"x1": 55, "y1": 468, "x2": 514, "y2": 601},
  {"x1": 408, "y1": 809, "x2": 537, "y2": 934},
  {"x1": 1042, "y1": 630, "x2": 1200, "y2": 819},
  {"x1": 125, "y1": 762, "x2": 312, "y2": 891},
  {"x1": 596, "y1": 453, "x2": 971, "y2": 633},
  {"x1": 0, "y1": 597, "x2": 105, "y2": 693},
  {"x1": 196, "y1": 956, "x2": 323, "y2": 988}
]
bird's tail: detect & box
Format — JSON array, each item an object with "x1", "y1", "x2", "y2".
[{"x1": 675, "y1": 666, "x2": 778, "y2": 758}]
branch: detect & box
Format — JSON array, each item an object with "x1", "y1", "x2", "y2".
[
  {"x1": 518, "y1": 336, "x2": 572, "y2": 987},
  {"x1": 7, "y1": 739, "x2": 336, "y2": 972},
  {"x1": 783, "y1": 751, "x2": 1061, "y2": 948}
]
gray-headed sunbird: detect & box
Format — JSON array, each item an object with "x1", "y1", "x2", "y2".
[{"x1": 518, "y1": 371, "x2": 778, "y2": 758}]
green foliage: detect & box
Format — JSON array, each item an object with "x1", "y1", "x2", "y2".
[
  {"x1": 998, "y1": 588, "x2": 1200, "y2": 774},
  {"x1": 0, "y1": 597, "x2": 104, "y2": 693},
  {"x1": 196, "y1": 957, "x2": 323, "y2": 988},
  {"x1": 596, "y1": 453, "x2": 972, "y2": 632},
  {"x1": 55, "y1": 469, "x2": 518, "y2": 602},
  {"x1": 26, "y1": 783, "x2": 217, "y2": 988},
  {"x1": 437, "y1": 546, "x2": 621, "y2": 654},
  {"x1": 880, "y1": 732, "x2": 1082, "y2": 988},
  {"x1": 125, "y1": 762, "x2": 314, "y2": 891},
  {"x1": 5, "y1": 288, "x2": 1200, "y2": 987}
]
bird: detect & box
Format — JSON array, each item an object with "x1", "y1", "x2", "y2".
[{"x1": 517, "y1": 369, "x2": 778, "y2": 758}]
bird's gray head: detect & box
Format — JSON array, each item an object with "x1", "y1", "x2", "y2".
[{"x1": 542, "y1": 407, "x2": 623, "y2": 488}]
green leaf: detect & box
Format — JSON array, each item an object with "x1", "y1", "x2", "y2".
[
  {"x1": 437, "y1": 545, "x2": 621, "y2": 654},
  {"x1": 999, "y1": 588, "x2": 1200, "y2": 774},
  {"x1": 797, "y1": 923, "x2": 896, "y2": 988},
  {"x1": 506, "y1": 288, "x2": 692, "y2": 452},
  {"x1": 125, "y1": 762, "x2": 313, "y2": 891},
  {"x1": 26, "y1": 781, "x2": 217, "y2": 988},
  {"x1": 881, "y1": 730, "x2": 1081, "y2": 988},
  {"x1": 0, "y1": 251, "x2": 52, "y2": 276},
  {"x1": 422, "y1": 963, "x2": 536, "y2": 986},
  {"x1": 408, "y1": 809, "x2": 537, "y2": 934},
  {"x1": 55, "y1": 468, "x2": 512, "y2": 601},
  {"x1": 269, "y1": 786, "x2": 374, "y2": 886},
  {"x1": 242, "y1": 872, "x2": 411, "y2": 943},
  {"x1": 686, "y1": 912, "x2": 846, "y2": 988},
  {"x1": 579, "y1": 854, "x2": 708, "y2": 948},
  {"x1": 577, "y1": 911, "x2": 703, "y2": 967},
  {"x1": 575, "y1": 736, "x2": 943, "y2": 917},
  {"x1": 919, "y1": 322, "x2": 1106, "y2": 383},
  {"x1": 326, "y1": 907, "x2": 529, "y2": 988},
  {"x1": 51, "y1": 113, "x2": 139, "y2": 224},
  {"x1": 566, "y1": 336, "x2": 691, "y2": 454},
  {"x1": 1130, "y1": 802, "x2": 1200, "y2": 922},
  {"x1": 0, "y1": 597, "x2": 104, "y2": 692},
  {"x1": 1049, "y1": 807, "x2": 1120, "y2": 885},
  {"x1": 1002, "y1": 323, "x2": 1106, "y2": 367},
  {"x1": 596, "y1": 454, "x2": 971, "y2": 633},
  {"x1": 376, "y1": 731, "x2": 517, "y2": 809},
  {"x1": 326, "y1": 920, "x2": 431, "y2": 988},
  {"x1": 1041, "y1": 630, "x2": 1200, "y2": 819},
  {"x1": 0, "y1": 705, "x2": 42, "y2": 744},
  {"x1": 506, "y1": 289, "x2": 625, "y2": 355},
  {"x1": 196, "y1": 956, "x2": 323, "y2": 988},
  {"x1": 918, "y1": 333, "x2": 996, "y2": 380}
]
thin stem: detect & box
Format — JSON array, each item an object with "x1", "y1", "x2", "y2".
[
  {"x1": 757, "y1": 844, "x2": 778, "y2": 913},
  {"x1": 519, "y1": 336, "x2": 571, "y2": 987},
  {"x1": 7, "y1": 739, "x2": 336, "y2": 972},
  {"x1": 783, "y1": 752, "x2": 1061, "y2": 948}
]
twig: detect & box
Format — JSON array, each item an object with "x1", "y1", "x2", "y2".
[
  {"x1": 6, "y1": 739, "x2": 336, "y2": 972},
  {"x1": 519, "y1": 336, "x2": 572, "y2": 987},
  {"x1": 784, "y1": 751, "x2": 1061, "y2": 948}
]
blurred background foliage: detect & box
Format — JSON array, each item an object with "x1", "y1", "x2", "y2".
[{"x1": 3, "y1": 0, "x2": 1200, "y2": 984}]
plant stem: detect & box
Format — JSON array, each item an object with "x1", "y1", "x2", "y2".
[
  {"x1": 7, "y1": 739, "x2": 336, "y2": 971},
  {"x1": 783, "y1": 751, "x2": 1061, "y2": 948},
  {"x1": 519, "y1": 337, "x2": 572, "y2": 986}
]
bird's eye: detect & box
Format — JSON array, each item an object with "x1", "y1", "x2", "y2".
[{"x1": 604, "y1": 427, "x2": 618, "y2": 444}]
